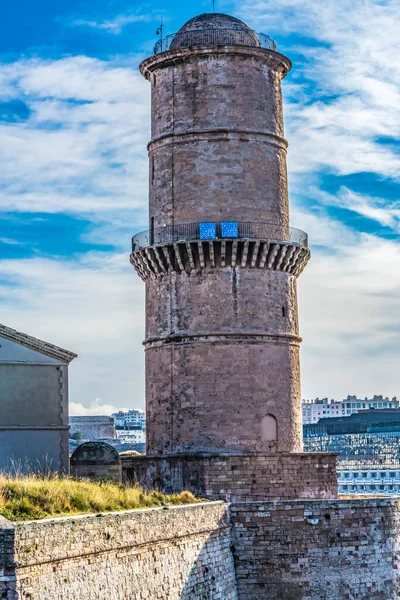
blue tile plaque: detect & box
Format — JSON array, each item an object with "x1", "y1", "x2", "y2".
[
  {"x1": 221, "y1": 222, "x2": 239, "y2": 238},
  {"x1": 200, "y1": 222, "x2": 217, "y2": 239}
]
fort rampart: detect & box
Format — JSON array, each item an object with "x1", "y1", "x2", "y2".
[
  {"x1": 231, "y1": 499, "x2": 400, "y2": 599},
  {"x1": 0, "y1": 502, "x2": 236, "y2": 600},
  {"x1": 122, "y1": 453, "x2": 338, "y2": 501},
  {"x1": 1, "y1": 499, "x2": 400, "y2": 599}
]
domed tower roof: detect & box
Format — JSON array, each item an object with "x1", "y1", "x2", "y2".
[{"x1": 170, "y1": 13, "x2": 260, "y2": 51}]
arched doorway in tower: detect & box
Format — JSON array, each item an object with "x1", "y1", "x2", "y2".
[{"x1": 261, "y1": 414, "x2": 278, "y2": 450}]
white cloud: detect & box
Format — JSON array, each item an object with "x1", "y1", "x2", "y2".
[
  {"x1": 0, "y1": 53, "x2": 151, "y2": 413},
  {"x1": 299, "y1": 230, "x2": 400, "y2": 399},
  {"x1": 71, "y1": 13, "x2": 153, "y2": 35},
  {"x1": 230, "y1": 0, "x2": 400, "y2": 399},
  {"x1": 0, "y1": 253, "x2": 146, "y2": 409},
  {"x1": 70, "y1": 399, "x2": 130, "y2": 416},
  {"x1": 312, "y1": 187, "x2": 400, "y2": 231},
  {"x1": 0, "y1": 238, "x2": 24, "y2": 246},
  {"x1": 290, "y1": 205, "x2": 359, "y2": 248},
  {"x1": 0, "y1": 56, "x2": 150, "y2": 215},
  {"x1": 236, "y1": 0, "x2": 400, "y2": 180}
]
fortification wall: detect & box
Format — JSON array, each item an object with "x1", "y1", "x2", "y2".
[
  {"x1": 69, "y1": 416, "x2": 116, "y2": 440},
  {"x1": 2, "y1": 498, "x2": 400, "y2": 599},
  {"x1": 230, "y1": 498, "x2": 400, "y2": 600},
  {"x1": 123, "y1": 453, "x2": 338, "y2": 501},
  {"x1": 0, "y1": 502, "x2": 237, "y2": 600}
]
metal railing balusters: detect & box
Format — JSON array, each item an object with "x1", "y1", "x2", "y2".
[
  {"x1": 132, "y1": 221, "x2": 308, "y2": 252},
  {"x1": 154, "y1": 28, "x2": 276, "y2": 55}
]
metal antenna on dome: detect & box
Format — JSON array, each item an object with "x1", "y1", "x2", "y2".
[
  {"x1": 156, "y1": 18, "x2": 163, "y2": 53},
  {"x1": 212, "y1": 0, "x2": 215, "y2": 12}
]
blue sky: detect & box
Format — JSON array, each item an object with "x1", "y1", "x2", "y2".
[{"x1": 1, "y1": 0, "x2": 400, "y2": 414}]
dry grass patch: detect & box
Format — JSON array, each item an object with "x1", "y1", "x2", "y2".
[{"x1": 0, "y1": 475, "x2": 199, "y2": 522}]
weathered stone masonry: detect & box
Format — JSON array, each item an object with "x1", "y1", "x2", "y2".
[
  {"x1": 0, "y1": 503, "x2": 237, "y2": 600},
  {"x1": 123, "y1": 453, "x2": 338, "y2": 502},
  {"x1": 230, "y1": 499, "x2": 400, "y2": 600},
  {"x1": 128, "y1": 11, "x2": 339, "y2": 507},
  {"x1": 131, "y1": 13, "x2": 312, "y2": 457},
  {"x1": 2, "y1": 500, "x2": 400, "y2": 600}
]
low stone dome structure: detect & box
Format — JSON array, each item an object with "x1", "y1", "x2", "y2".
[
  {"x1": 70, "y1": 441, "x2": 122, "y2": 483},
  {"x1": 170, "y1": 13, "x2": 260, "y2": 50}
]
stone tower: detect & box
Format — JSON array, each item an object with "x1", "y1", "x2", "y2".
[{"x1": 131, "y1": 13, "x2": 310, "y2": 457}]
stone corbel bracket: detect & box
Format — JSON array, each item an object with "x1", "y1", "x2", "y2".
[{"x1": 130, "y1": 239, "x2": 310, "y2": 281}]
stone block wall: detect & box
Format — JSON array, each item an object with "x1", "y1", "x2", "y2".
[
  {"x1": 230, "y1": 498, "x2": 400, "y2": 600},
  {"x1": 143, "y1": 47, "x2": 291, "y2": 229},
  {"x1": 145, "y1": 267, "x2": 303, "y2": 455},
  {"x1": 3, "y1": 498, "x2": 400, "y2": 599},
  {"x1": 69, "y1": 416, "x2": 116, "y2": 441},
  {"x1": 0, "y1": 517, "x2": 15, "y2": 599},
  {"x1": 123, "y1": 452, "x2": 338, "y2": 501},
  {"x1": 0, "y1": 502, "x2": 237, "y2": 600}
]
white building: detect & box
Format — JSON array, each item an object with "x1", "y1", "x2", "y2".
[
  {"x1": 0, "y1": 323, "x2": 77, "y2": 475},
  {"x1": 112, "y1": 409, "x2": 145, "y2": 429},
  {"x1": 338, "y1": 468, "x2": 400, "y2": 495},
  {"x1": 302, "y1": 395, "x2": 399, "y2": 424},
  {"x1": 115, "y1": 429, "x2": 146, "y2": 444}
]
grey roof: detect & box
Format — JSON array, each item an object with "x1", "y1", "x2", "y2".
[
  {"x1": 304, "y1": 409, "x2": 400, "y2": 436},
  {"x1": 177, "y1": 13, "x2": 253, "y2": 33},
  {"x1": 0, "y1": 323, "x2": 77, "y2": 364},
  {"x1": 170, "y1": 13, "x2": 260, "y2": 50},
  {"x1": 172, "y1": 13, "x2": 259, "y2": 49}
]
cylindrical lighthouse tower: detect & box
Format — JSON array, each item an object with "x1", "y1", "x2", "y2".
[{"x1": 131, "y1": 13, "x2": 310, "y2": 456}]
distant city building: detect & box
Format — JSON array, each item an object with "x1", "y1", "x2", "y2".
[
  {"x1": 0, "y1": 323, "x2": 77, "y2": 475},
  {"x1": 112, "y1": 409, "x2": 145, "y2": 430},
  {"x1": 302, "y1": 395, "x2": 399, "y2": 424},
  {"x1": 69, "y1": 416, "x2": 116, "y2": 441},
  {"x1": 338, "y1": 469, "x2": 400, "y2": 496},
  {"x1": 304, "y1": 409, "x2": 400, "y2": 495},
  {"x1": 115, "y1": 429, "x2": 146, "y2": 444}
]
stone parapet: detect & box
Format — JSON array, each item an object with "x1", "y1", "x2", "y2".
[
  {"x1": 0, "y1": 502, "x2": 237, "y2": 600},
  {"x1": 140, "y1": 45, "x2": 292, "y2": 81},
  {"x1": 2, "y1": 498, "x2": 400, "y2": 599},
  {"x1": 230, "y1": 498, "x2": 400, "y2": 599},
  {"x1": 122, "y1": 453, "x2": 338, "y2": 502}
]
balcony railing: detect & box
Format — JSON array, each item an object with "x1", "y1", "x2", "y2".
[
  {"x1": 132, "y1": 222, "x2": 308, "y2": 252},
  {"x1": 154, "y1": 29, "x2": 276, "y2": 55}
]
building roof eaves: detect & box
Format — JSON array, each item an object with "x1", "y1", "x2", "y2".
[{"x1": 0, "y1": 324, "x2": 78, "y2": 364}]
